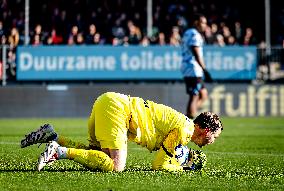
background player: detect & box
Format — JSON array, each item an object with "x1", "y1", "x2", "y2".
[{"x1": 181, "y1": 14, "x2": 213, "y2": 119}]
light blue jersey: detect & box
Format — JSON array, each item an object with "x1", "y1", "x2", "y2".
[{"x1": 180, "y1": 28, "x2": 204, "y2": 77}]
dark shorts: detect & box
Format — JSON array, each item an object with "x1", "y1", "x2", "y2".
[{"x1": 184, "y1": 77, "x2": 205, "y2": 96}]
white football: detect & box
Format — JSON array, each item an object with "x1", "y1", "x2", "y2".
[{"x1": 175, "y1": 144, "x2": 189, "y2": 166}]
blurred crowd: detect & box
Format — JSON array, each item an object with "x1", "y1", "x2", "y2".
[{"x1": 0, "y1": 0, "x2": 284, "y2": 80}]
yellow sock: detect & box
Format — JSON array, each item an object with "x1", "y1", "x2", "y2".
[
  {"x1": 67, "y1": 148, "x2": 114, "y2": 172},
  {"x1": 57, "y1": 136, "x2": 89, "y2": 149}
]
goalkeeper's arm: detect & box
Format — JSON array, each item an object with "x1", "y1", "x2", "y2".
[
  {"x1": 152, "y1": 129, "x2": 183, "y2": 172},
  {"x1": 152, "y1": 146, "x2": 183, "y2": 172}
]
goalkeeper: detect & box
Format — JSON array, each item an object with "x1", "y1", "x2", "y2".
[{"x1": 20, "y1": 92, "x2": 223, "y2": 172}]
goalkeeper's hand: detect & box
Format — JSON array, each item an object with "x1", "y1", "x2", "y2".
[
  {"x1": 182, "y1": 149, "x2": 207, "y2": 171},
  {"x1": 203, "y1": 69, "x2": 213, "y2": 83}
]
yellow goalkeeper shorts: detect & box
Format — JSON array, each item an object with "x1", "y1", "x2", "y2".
[{"x1": 89, "y1": 92, "x2": 131, "y2": 150}]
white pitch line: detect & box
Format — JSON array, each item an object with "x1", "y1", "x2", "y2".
[{"x1": 205, "y1": 151, "x2": 284, "y2": 157}]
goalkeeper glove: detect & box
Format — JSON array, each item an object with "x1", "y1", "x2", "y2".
[{"x1": 183, "y1": 149, "x2": 207, "y2": 171}]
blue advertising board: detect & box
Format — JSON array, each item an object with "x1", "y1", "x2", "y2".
[
  {"x1": 204, "y1": 46, "x2": 257, "y2": 79},
  {"x1": 16, "y1": 45, "x2": 257, "y2": 80}
]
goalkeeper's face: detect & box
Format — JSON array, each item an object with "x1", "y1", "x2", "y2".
[
  {"x1": 193, "y1": 126, "x2": 222, "y2": 148},
  {"x1": 205, "y1": 127, "x2": 222, "y2": 145}
]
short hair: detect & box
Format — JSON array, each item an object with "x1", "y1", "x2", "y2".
[
  {"x1": 189, "y1": 13, "x2": 206, "y2": 27},
  {"x1": 194, "y1": 112, "x2": 223, "y2": 132}
]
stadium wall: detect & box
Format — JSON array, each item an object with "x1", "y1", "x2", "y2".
[{"x1": 0, "y1": 83, "x2": 283, "y2": 118}]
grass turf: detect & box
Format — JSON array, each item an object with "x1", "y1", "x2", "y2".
[{"x1": 0, "y1": 117, "x2": 283, "y2": 191}]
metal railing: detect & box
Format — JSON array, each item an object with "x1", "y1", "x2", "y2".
[
  {"x1": 257, "y1": 47, "x2": 284, "y2": 82},
  {"x1": 1, "y1": 45, "x2": 8, "y2": 86}
]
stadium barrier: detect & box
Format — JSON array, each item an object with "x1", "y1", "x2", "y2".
[
  {"x1": 0, "y1": 83, "x2": 283, "y2": 118},
  {"x1": 257, "y1": 47, "x2": 284, "y2": 81},
  {"x1": 16, "y1": 45, "x2": 258, "y2": 81},
  {"x1": 0, "y1": 45, "x2": 282, "y2": 83}
]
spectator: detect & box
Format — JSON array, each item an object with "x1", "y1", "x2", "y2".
[
  {"x1": 76, "y1": 33, "x2": 85, "y2": 45},
  {"x1": 214, "y1": 34, "x2": 226, "y2": 47},
  {"x1": 85, "y1": 24, "x2": 97, "y2": 45},
  {"x1": 32, "y1": 34, "x2": 42, "y2": 46},
  {"x1": 68, "y1": 25, "x2": 79, "y2": 45},
  {"x1": 1, "y1": 35, "x2": 7, "y2": 45},
  {"x1": 8, "y1": 27, "x2": 19, "y2": 49},
  {"x1": 221, "y1": 26, "x2": 231, "y2": 44},
  {"x1": 140, "y1": 36, "x2": 150, "y2": 47},
  {"x1": 234, "y1": 21, "x2": 243, "y2": 44},
  {"x1": 7, "y1": 50, "x2": 16, "y2": 80},
  {"x1": 112, "y1": 37, "x2": 121, "y2": 46},
  {"x1": 46, "y1": 29, "x2": 63, "y2": 45},
  {"x1": 242, "y1": 27, "x2": 257, "y2": 46},
  {"x1": 127, "y1": 21, "x2": 141, "y2": 45},
  {"x1": 0, "y1": 21, "x2": 5, "y2": 40},
  {"x1": 30, "y1": 24, "x2": 47, "y2": 45},
  {"x1": 204, "y1": 26, "x2": 215, "y2": 44},
  {"x1": 122, "y1": 36, "x2": 129, "y2": 46},
  {"x1": 157, "y1": 32, "x2": 166, "y2": 45},
  {"x1": 94, "y1": 33, "x2": 104, "y2": 45},
  {"x1": 169, "y1": 26, "x2": 181, "y2": 46},
  {"x1": 227, "y1": 35, "x2": 237, "y2": 46}
]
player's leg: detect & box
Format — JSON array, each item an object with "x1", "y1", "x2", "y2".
[
  {"x1": 196, "y1": 87, "x2": 208, "y2": 109},
  {"x1": 38, "y1": 141, "x2": 114, "y2": 172},
  {"x1": 38, "y1": 92, "x2": 130, "y2": 172},
  {"x1": 87, "y1": 102, "x2": 101, "y2": 150},
  {"x1": 107, "y1": 149, "x2": 127, "y2": 171},
  {"x1": 185, "y1": 77, "x2": 201, "y2": 118},
  {"x1": 34, "y1": 92, "x2": 132, "y2": 172},
  {"x1": 65, "y1": 148, "x2": 126, "y2": 171},
  {"x1": 94, "y1": 92, "x2": 129, "y2": 171},
  {"x1": 185, "y1": 77, "x2": 207, "y2": 118},
  {"x1": 66, "y1": 148, "x2": 126, "y2": 171},
  {"x1": 57, "y1": 136, "x2": 89, "y2": 149},
  {"x1": 38, "y1": 138, "x2": 127, "y2": 172},
  {"x1": 187, "y1": 94, "x2": 199, "y2": 119},
  {"x1": 66, "y1": 147, "x2": 114, "y2": 171}
]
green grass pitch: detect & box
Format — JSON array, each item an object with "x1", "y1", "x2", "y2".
[{"x1": 0, "y1": 117, "x2": 283, "y2": 190}]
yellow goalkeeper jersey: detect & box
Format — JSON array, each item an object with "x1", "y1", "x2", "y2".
[
  {"x1": 128, "y1": 96, "x2": 194, "y2": 171},
  {"x1": 128, "y1": 96, "x2": 194, "y2": 152}
]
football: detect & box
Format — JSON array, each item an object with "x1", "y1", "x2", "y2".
[
  {"x1": 174, "y1": 144, "x2": 190, "y2": 166},
  {"x1": 175, "y1": 144, "x2": 207, "y2": 170}
]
